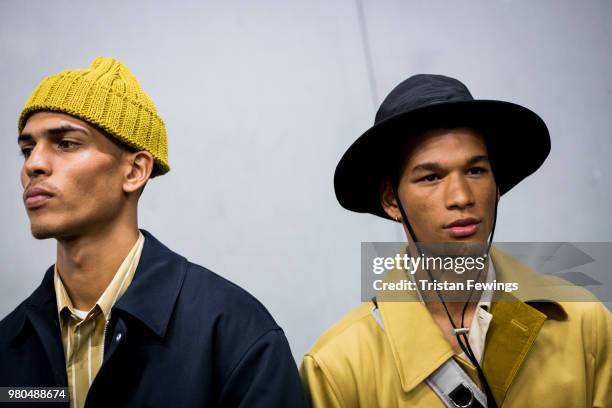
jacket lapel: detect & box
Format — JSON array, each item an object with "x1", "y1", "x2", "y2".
[
  {"x1": 483, "y1": 246, "x2": 568, "y2": 406},
  {"x1": 481, "y1": 298, "x2": 546, "y2": 406}
]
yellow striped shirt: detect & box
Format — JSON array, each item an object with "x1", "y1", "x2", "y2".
[{"x1": 54, "y1": 232, "x2": 144, "y2": 408}]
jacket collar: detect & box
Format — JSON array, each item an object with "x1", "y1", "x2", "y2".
[
  {"x1": 377, "y1": 287, "x2": 454, "y2": 393},
  {"x1": 11, "y1": 229, "x2": 187, "y2": 342},
  {"x1": 489, "y1": 246, "x2": 567, "y2": 320},
  {"x1": 376, "y1": 245, "x2": 567, "y2": 394},
  {"x1": 112, "y1": 229, "x2": 187, "y2": 338}
]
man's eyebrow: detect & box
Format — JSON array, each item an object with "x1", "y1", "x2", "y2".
[
  {"x1": 18, "y1": 124, "x2": 88, "y2": 143},
  {"x1": 17, "y1": 134, "x2": 33, "y2": 144},
  {"x1": 411, "y1": 155, "x2": 490, "y2": 172},
  {"x1": 46, "y1": 124, "x2": 87, "y2": 135},
  {"x1": 412, "y1": 162, "x2": 441, "y2": 172},
  {"x1": 466, "y1": 155, "x2": 489, "y2": 165}
]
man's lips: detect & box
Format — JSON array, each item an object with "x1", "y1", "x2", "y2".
[
  {"x1": 24, "y1": 187, "x2": 54, "y2": 209},
  {"x1": 444, "y1": 218, "x2": 481, "y2": 238}
]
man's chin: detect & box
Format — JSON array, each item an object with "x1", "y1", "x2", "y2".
[
  {"x1": 29, "y1": 218, "x2": 94, "y2": 240},
  {"x1": 29, "y1": 223, "x2": 65, "y2": 240},
  {"x1": 30, "y1": 228, "x2": 56, "y2": 240}
]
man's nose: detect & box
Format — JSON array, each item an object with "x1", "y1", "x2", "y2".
[
  {"x1": 444, "y1": 173, "x2": 475, "y2": 210},
  {"x1": 24, "y1": 144, "x2": 52, "y2": 178}
]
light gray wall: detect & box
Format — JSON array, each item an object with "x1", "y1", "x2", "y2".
[{"x1": 1, "y1": 0, "x2": 610, "y2": 361}]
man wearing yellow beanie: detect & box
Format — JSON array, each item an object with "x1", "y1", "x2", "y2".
[{"x1": 0, "y1": 57, "x2": 307, "y2": 407}]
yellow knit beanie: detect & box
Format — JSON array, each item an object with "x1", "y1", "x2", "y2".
[{"x1": 18, "y1": 57, "x2": 170, "y2": 176}]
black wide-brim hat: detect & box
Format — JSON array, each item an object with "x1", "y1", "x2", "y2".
[{"x1": 334, "y1": 74, "x2": 551, "y2": 220}]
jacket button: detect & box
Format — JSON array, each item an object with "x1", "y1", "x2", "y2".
[{"x1": 116, "y1": 333, "x2": 122, "y2": 342}]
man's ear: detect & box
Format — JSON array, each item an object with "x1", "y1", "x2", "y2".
[
  {"x1": 123, "y1": 151, "x2": 154, "y2": 194},
  {"x1": 380, "y1": 180, "x2": 401, "y2": 221}
]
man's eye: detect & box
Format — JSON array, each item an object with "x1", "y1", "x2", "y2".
[
  {"x1": 58, "y1": 140, "x2": 78, "y2": 150},
  {"x1": 19, "y1": 148, "x2": 32, "y2": 159},
  {"x1": 468, "y1": 167, "x2": 487, "y2": 175},
  {"x1": 419, "y1": 174, "x2": 439, "y2": 182}
]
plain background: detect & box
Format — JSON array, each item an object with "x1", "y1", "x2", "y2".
[{"x1": 1, "y1": 0, "x2": 611, "y2": 361}]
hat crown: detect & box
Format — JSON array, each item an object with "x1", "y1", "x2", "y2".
[
  {"x1": 375, "y1": 74, "x2": 474, "y2": 124},
  {"x1": 60, "y1": 57, "x2": 157, "y2": 112}
]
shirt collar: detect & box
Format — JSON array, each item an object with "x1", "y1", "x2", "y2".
[
  {"x1": 458, "y1": 259, "x2": 495, "y2": 364},
  {"x1": 97, "y1": 231, "x2": 144, "y2": 318}
]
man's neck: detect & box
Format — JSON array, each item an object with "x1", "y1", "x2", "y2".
[
  {"x1": 426, "y1": 299, "x2": 477, "y2": 323},
  {"x1": 412, "y1": 259, "x2": 489, "y2": 329},
  {"x1": 55, "y1": 222, "x2": 140, "y2": 311}
]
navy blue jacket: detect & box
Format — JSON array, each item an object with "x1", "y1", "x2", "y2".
[{"x1": 0, "y1": 230, "x2": 308, "y2": 407}]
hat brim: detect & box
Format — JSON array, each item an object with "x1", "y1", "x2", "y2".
[{"x1": 334, "y1": 100, "x2": 550, "y2": 220}]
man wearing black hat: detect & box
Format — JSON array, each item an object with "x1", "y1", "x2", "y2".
[{"x1": 300, "y1": 74, "x2": 611, "y2": 407}]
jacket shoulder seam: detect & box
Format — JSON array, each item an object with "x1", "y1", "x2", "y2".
[{"x1": 303, "y1": 354, "x2": 347, "y2": 407}]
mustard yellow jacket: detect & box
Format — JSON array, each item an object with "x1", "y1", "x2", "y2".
[{"x1": 300, "y1": 247, "x2": 611, "y2": 407}]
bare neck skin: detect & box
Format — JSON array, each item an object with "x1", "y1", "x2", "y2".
[{"x1": 55, "y1": 210, "x2": 139, "y2": 311}]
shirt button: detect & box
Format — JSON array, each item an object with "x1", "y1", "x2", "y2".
[{"x1": 116, "y1": 333, "x2": 122, "y2": 342}]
